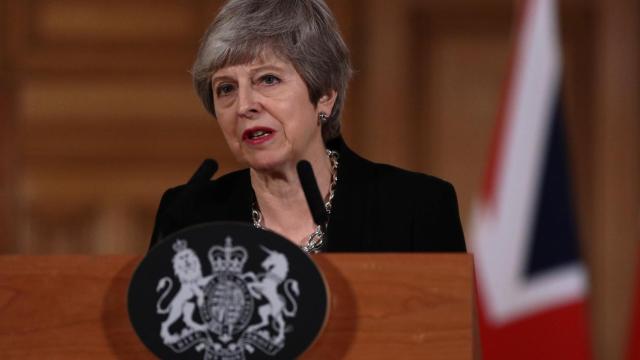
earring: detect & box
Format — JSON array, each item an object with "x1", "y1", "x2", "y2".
[{"x1": 318, "y1": 112, "x2": 329, "y2": 126}]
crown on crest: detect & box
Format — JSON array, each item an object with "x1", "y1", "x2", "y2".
[
  {"x1": 208, "y1": 237, "x2": 248, "y2": 273},
  {"x1": 172, "y1": 239, "x2": 189, "y2": 253}
]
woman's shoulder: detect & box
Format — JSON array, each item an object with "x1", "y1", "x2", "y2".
[
  {"x1": 371, "y1": 161, "x2": 452, "y2": 190},
  {"x1": 330, "y1": 146, "x2": 466, "y2": 252},
  {"x1": 331, "y1": 136, "x2": 453, "y2": 193},
  {"x1": 342, "y1": 149, "x2": 454, "y2": 197}
]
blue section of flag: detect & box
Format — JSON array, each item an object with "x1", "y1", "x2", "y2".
[{"x1": 525, "y1": 92, "x2": 581, "y2": 277}]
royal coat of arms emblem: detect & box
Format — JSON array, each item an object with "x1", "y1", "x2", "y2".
[
  {"x1": 128, "y1": 223, "x2": 327, "y2": 360},
  {"x1": 155, "y1": 237, "x2": 300, "y2": 359}
]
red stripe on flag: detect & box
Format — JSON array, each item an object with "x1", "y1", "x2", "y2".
[
  {"x1": 628, "y1": 248, "x2": 640, "y2": 360},
  {"x1": 476, "y1": 286, "x2": 591, "y2": 360}
]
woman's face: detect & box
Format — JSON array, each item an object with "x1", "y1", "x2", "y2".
[{"x1": 211, "y1": 51, "x2": 335, "y2": 173}]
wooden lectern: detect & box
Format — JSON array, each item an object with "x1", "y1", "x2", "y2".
[{"x1": 0, "y1": 254, "x2": 472, "y2": 359}]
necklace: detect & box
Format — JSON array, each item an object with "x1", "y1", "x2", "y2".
[{"x1": 251, "y1": 149, "x2": 339, "y2": 253}]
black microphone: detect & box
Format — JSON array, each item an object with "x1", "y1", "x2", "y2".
[
  {"x1": 188, "y1": 158, "x2": 218, "y2": 185},
  {"x1": 296, "y1": 160, "x2": 329, "y2": 227},
  {"x1": 152, "y1": 159, "x2": 218, "y2": 249},
  {"x1": 170, "y1": 158, "x2": 218, "y2": 217}
]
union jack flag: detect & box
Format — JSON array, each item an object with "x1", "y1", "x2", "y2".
[{"x1": 470, "y1": 1, "x2": 591, "y2": 358}]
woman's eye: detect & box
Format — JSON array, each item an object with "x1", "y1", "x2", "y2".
[
  {"x1": 216, "y1": 83, "x2": 235, "y2": 97},
  {"x1": 260, "y1": 74, "x2": 280, "y2": 85}
]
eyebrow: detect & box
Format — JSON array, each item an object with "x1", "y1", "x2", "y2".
[
  {"x1": 211, "y1": 75, "x2": 234, "y2": 86},
  {"x1": 249, "y1": 64, "x2": 287, "y2": 74},
  {"x1": 211, "y1": 64, "x2": 288, "y2": 85}
]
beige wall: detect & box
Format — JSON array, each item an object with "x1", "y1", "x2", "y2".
[{"x1": 0, "y1": 0, "x2": 638, "y2": 358}]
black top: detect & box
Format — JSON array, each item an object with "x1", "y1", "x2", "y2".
[{"x1": 149, "y1": 137, "x2": 466, "y2": 252}]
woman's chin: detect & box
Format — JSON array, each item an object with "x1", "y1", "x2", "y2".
[
  {"x1": 246, "y1": 157, "x2": 290, "y2": 174},
  {"x1": 241, "y1": 147, "x2": 295, "y2": 174}
]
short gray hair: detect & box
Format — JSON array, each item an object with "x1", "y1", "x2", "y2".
[{"x1": 192, "y1": 0, "x2": 352, "y2": 141}]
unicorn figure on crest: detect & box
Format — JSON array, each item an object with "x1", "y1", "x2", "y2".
[{"x1": 245, "y1": 246, "x2": 300, "y2": 344}]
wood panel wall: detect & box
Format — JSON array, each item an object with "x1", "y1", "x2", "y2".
[
  {"x1": 0, "y1": 0, "x2": 638, "y2": 359},
  {"x1": 4, "y1": 0, "x2": 225, "y2": 253},
  {"x1": 592, "y1": 0, "x2": 640, "y2": 358}
]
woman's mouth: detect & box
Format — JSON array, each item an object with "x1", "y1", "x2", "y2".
[{"x1": 242, "y1": 127, "x2": 276, "y2": 144}]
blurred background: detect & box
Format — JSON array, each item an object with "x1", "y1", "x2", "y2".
[{"x1": 0, "y1": 0, "x2": 637, "y2": 358}]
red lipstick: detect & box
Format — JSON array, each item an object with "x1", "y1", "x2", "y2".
[{"x1": 242, "y1": 127, "x2": 276, "y2": 145}]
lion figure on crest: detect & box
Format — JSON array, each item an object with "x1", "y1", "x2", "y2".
[{"x1": 156, "y1": 240, "x2": 211, "y2": 344}]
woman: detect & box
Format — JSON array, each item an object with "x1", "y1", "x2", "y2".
[{"x1": 150, "y1": 0, "x2": 466, "y2": 253}]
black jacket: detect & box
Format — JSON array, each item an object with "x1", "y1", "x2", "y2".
[{"x1": 150, "y1": 137, "x2": 466, "y2": 252}]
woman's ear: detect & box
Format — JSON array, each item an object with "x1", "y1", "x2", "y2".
[{"x1": 318, "y1": 90, "x2": 337, "y2": 115}]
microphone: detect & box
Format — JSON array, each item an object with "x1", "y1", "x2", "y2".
[
  {"x1": 171, "y1": 158, "x2": 218, "y2": 216},
  {"x1": 152, "y1": 159, "x2": 218, "y2": 249},
  {"x1": 188, "y1": 158, "x2": 218, "y2": 185},
  {"x1": 296, "y1": 160, "x2": 329, "y2": 227}
]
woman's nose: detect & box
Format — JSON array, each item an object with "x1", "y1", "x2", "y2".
[{"x1": 237, "y1": 85, "x2": 260, "y2": 117}]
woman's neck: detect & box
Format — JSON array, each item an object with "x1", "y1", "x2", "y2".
[{"x1": 250, "y1": 148, "x2": 333, "y2": 246}]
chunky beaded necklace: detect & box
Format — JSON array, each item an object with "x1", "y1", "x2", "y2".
[{"x1": 251, "y1": 149, "x2": 339, "y2": 253}]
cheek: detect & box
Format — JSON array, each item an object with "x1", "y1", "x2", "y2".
[
  {"x1": 216, "y1": 116, "x2": 238, "y2": 142},
  {"x1": 215, "y1": 117, "x2": 246, "y2": 160},
  {"x1": 280, "y1": 98, "x2": 311, "y2": 123},
  {"x1": 288, "y1": 105, "x2": 320, "y2": 137},
  {"x1": 217, "y1": 120, "x2": 233, "y2": 137}
]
